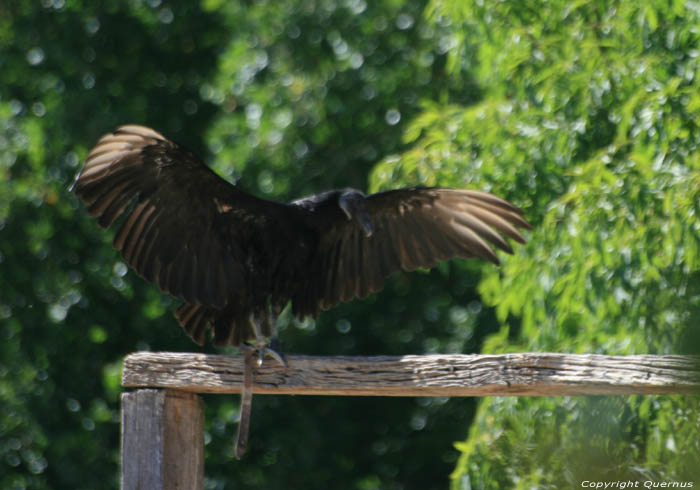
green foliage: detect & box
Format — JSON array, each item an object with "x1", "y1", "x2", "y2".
[
  {"x1": 371, "y1": 0, "x2": 700, "y2": 486},
  {"x1": 200, "y1": 0, "x2": 477, "y2": 198},
  {"x1": 0, "y1": 1, "x2": 486, "y2": 489},
  {"x1": 2, "y1": 0, "x2": 699, "y2": 488}
]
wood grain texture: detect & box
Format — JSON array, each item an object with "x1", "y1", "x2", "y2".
[
  {"x1": 121, "y1": 389, "x2": 204, "y2": 490},
  {"x1": 122, "y1": 352, "x2": 700, "y2": 396}
]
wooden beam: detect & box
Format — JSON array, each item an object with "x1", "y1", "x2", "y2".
[
  {"x1": 122, "y1": 352, "x2": 700, "y2": 396},
  {"x1": 121, "y1": 389, "x2": 204, "y2": 490}
]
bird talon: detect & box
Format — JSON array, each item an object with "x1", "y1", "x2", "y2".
[
  {"x1": 258, "y1": 346, "x2": 286, "y2": 367},
  {"x1": 242, "y1": 342, "x2": 286, "y2": 368}
]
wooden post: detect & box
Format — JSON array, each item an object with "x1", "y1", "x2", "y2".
[
  {"x1": 119, "y1": 352, "x2": 700, "y2": 488},
  {"x1": 121, "y1": 389, "x2": 204, "y2": 490}
]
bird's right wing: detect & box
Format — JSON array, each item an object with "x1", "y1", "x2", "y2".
[
  {"x1": 293, "y1": 187, "x2": 531, "y2": 317},
  {"x1": 72, "y1": 125, "x2": 284, "y2": 309}
]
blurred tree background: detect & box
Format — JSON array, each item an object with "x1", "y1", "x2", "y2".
[{"x1": 1, "y1": 0, "x2": 699, "y2": 489}]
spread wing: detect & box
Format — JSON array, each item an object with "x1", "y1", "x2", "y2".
[
  {"x1": 72, "y1": 125, "x2": 285, "y2": 309},
  {"x1": 293, "y1": 187, "x2": 531, "y2": 316}
]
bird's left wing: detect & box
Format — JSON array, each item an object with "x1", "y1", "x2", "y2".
[
  {"x1": 72, "y1": 125, "x2": 284, "y2": 309},
  {"x1": 293, "y1": 187, "x2": 531, "y2": 317}
]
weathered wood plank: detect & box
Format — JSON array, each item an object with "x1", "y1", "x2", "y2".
[
  {"x1": 121, "y1": 389, "x2": 204, "y2": 490},
  {"x1": 122, "y1": 352, "x2": 700, "y2": 396}
]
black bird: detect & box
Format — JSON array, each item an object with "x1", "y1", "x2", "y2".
[{"x1": 72, "y1": 124, "x2": 532, "y2": 456}]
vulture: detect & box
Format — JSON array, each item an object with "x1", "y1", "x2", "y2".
[{"x1": 72, "y1": 124, "x2": 532, "y2": 456}]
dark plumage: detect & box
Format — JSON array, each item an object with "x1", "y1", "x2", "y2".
[{"x1": 72, "y1": 125, "x2": 532, "y2": 347}]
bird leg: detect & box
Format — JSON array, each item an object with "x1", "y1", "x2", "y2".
[{"x1": 250, "y1": 312, "x2": 286, "y2": 367}]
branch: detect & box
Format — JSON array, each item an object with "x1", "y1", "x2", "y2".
[{"x1": 121, "y1": 352, "x2": 700, "y2": 396}]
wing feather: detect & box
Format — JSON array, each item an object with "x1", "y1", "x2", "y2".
[
  {"x1": 343, "y1": 229, "x2": 361, "y2": 301},
  {"x1": 322, "y1": 238, "x2": 343, "y2": 310},
  {"x1": 295, "y1": 187, "x2": 531, "y2": 315},
  {"x1": 72, "y1": 125, "x2": 284, "y2": 309}
]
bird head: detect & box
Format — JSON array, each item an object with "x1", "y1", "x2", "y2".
[{"x1": 338, "y1": 190, "x2": 373, "y2": 237}]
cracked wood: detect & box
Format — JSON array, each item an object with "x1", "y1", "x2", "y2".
[{"x1": 121, "y1": 352, "x2": 700, "y2": 396}]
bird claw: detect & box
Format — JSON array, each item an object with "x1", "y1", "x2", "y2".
[
  {"x1": 241, "y1": 341, "x2": 286, "y2": 368},
  {"x1": 256, "y1": 345, "x2": 286, "y2": 367}
]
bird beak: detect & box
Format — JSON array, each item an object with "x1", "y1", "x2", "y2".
[
  {"x1": 358, "y1": 215, "x2": 373, "y2": 237},
  {"x1": 339, "y1": 192, "x2": 373, "y2": 236}
]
